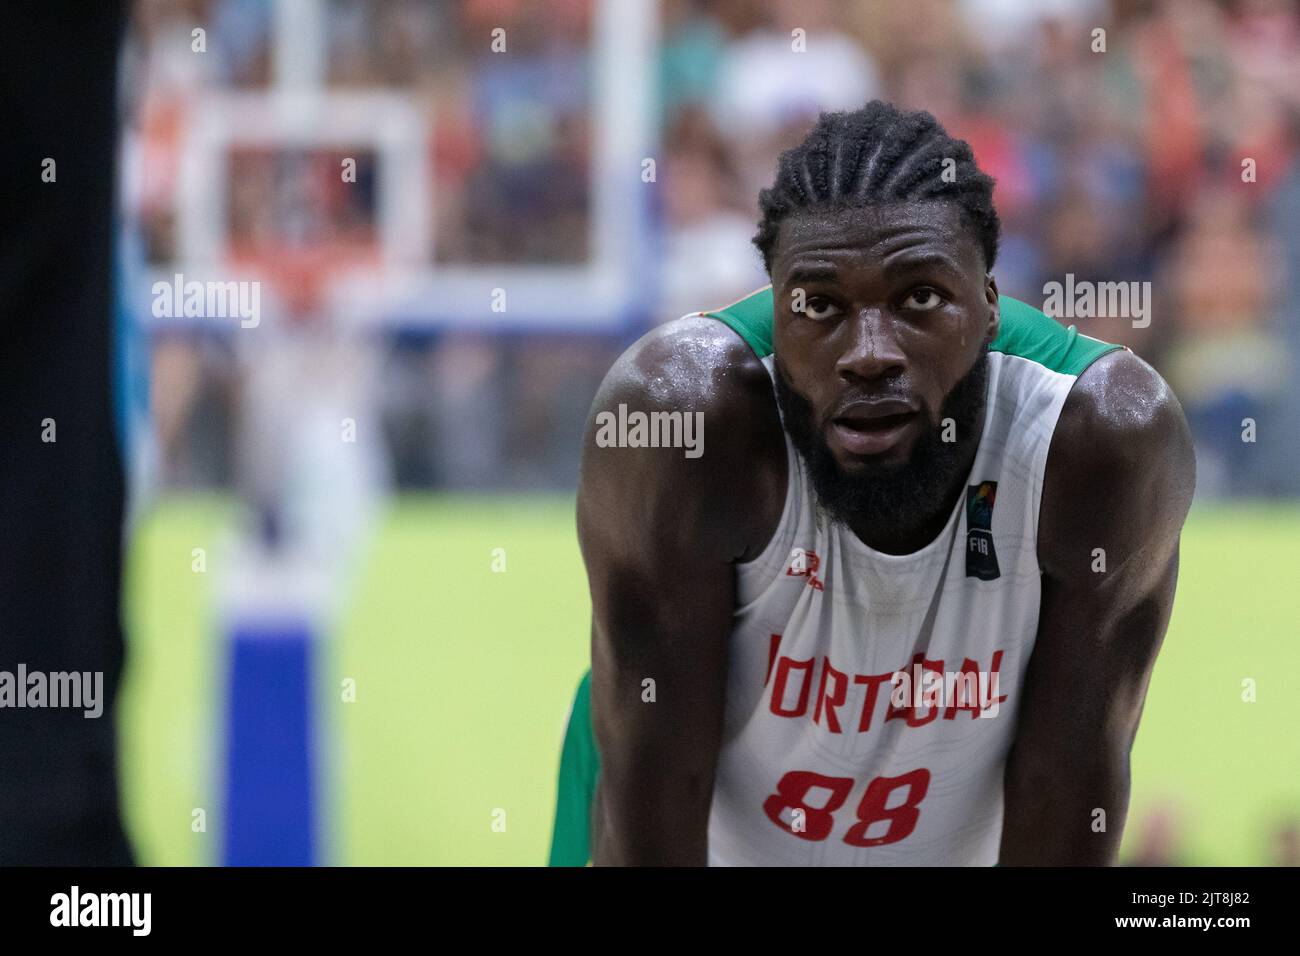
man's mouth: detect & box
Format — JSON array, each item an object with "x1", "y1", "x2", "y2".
[{"x1": 827, "y1": 401, "x2": 920, "y2": 457}]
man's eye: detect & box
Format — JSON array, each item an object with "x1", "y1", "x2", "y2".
[
  {"x1": 801, "y1": 296, "x2": 841, "y2": 320},
  {"x1": 902, "y1": 288, "x2": 945, "y2": 311}
]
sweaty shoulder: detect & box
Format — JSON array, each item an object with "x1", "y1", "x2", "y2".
[
  {"x1": 578, "y1": 315, "x2": 786, "y2": 564},
  {"x1": 1038, "y1": 348, "x2": 1196, "y2": 579}
]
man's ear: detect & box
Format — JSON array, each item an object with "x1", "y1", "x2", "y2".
[{"x1": 984, "y1": 274, "x2": 1000, "y2": 345}]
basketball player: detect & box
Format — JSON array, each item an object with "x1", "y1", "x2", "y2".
[{"x1": 550, "y1": 102, "x2": 1195, "y2": 866}]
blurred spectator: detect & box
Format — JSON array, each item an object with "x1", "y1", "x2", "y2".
[
  {"x1": 1126, "y1": 801, "x2": 1190, "y2": 866},
  {"x1": 1274, "y1": 817, "x2": 1300, "y2": 867},
  {"x1": 1164, "y1": 190, "x2": 1288, "y2": 496},
  {"x1": 707, "y1": 0, "x2": 880, "y2": 144},
  {"x1": 660, "y1": 106, "x2": 767, "y2": 319}
]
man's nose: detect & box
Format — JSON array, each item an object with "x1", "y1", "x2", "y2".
[{"x1": 835, "y1": 309, "x2": 907, "y2": 382}]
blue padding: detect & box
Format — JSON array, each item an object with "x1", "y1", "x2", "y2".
[{"x1": 222, "y1": 623, "x2": 316, "y2": 866}]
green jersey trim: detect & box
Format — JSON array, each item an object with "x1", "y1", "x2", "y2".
[
  {"x1": 548, "y1": 670, "x2": 597, "y2": 866},
  {"x1": 702, "y1": 285, "x2": 1125, "y2": 377}
]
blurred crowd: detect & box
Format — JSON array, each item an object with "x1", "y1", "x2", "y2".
[
  {"x1": 125, "y1": 0, "x2": 1300, "y2": 495},
  {"x1": 1125, "y1": 802, "x2": 1300, "y2": 866}
]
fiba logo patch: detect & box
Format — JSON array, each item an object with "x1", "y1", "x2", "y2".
[{"x1": 965, "y1": 481, "x2": 1000, "y2": 580}]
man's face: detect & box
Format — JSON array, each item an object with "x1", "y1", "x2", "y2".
[{"x1": 770, "y1": 201, "x2": 1000, "y2": 534}]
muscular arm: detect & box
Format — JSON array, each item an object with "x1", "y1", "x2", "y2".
[
  {"x1": 578, "y1": 318, "x2": 784, "y2": 866},
  {"x1": 999, "y1": 350, "x2": 1196, "y2": 865}
]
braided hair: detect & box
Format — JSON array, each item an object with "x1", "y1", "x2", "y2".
[{"x1": 753, "y1": 101, "x2": 1000, "y2": 274}]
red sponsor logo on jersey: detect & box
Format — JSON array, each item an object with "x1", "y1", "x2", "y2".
[{"x1": 786, "y1": 548, "x2": 824, "y2": 591}]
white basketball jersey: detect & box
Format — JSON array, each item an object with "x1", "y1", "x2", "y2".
[{"x1": 706, "y1": 348, "x2": 1081, "y2": 866}]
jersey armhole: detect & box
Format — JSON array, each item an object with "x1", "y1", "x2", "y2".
[{"x1": 733, "y1": 353, "x2": 794, "y2": 566}]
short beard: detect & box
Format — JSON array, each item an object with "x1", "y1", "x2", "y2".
[{"x1": 773, "y1": 342, "x2": 990, "y2": 543}]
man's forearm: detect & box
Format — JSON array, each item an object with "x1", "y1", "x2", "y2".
[
  {"x1": 591, "y1": 770, "x2": 711, "y2": 866},
  {"x1": 999, "y1": 756, "x2": 1130, "y2": 865}
]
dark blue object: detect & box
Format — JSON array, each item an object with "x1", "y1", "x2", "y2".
[{"x1": 222, "y1": 622, "x2": 316, "y2": 866}]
